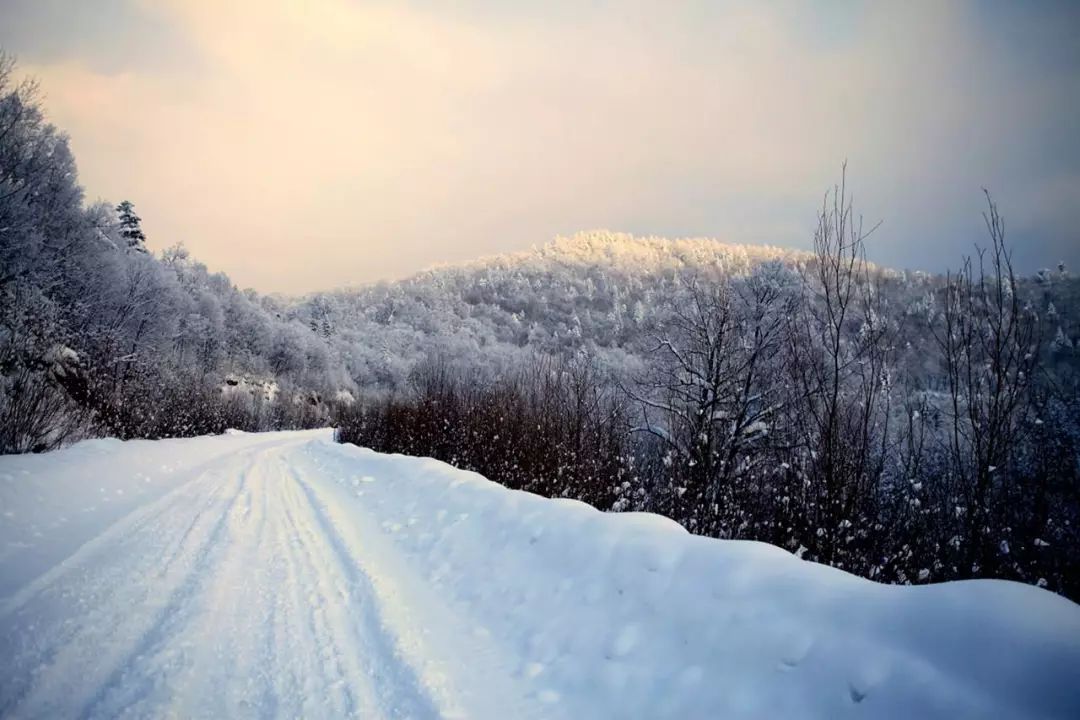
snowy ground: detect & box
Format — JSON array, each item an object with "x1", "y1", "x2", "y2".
[{"x1": 1, "y1": 430, "x2": 1078, "y2": 719}]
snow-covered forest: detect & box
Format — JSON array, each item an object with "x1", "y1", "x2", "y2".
[
  {"x1": 0, "y1": 54, "x2": 354, "y2": 451},
  {"x1": 3, "y1": 52, "x2": 1079, "y2": 601}
]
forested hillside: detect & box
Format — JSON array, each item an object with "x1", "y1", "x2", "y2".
[
  {"x1": 293, "y1": 232, "x2": 1079, "y2": 396},
  {"x1": 291, "y1": 233, "x2": 812, "y2": 391},
  {"x1": 0, "y1": 54, "x2": 352, "y2": 452}
]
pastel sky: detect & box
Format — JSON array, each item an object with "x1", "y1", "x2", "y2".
[{"x1": 2, "y1": 0, "x2": 1078, "y2": 292}]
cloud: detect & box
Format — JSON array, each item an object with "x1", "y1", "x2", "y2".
[{"x1": 9, "y1": 0, "x2": 1079, "y2": 291}]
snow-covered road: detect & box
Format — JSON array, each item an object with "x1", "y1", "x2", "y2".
[{"x1": 1, "y1": 430, "x2": 1079, "y2": 719}]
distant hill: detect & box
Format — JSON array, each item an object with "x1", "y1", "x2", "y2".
[
  {"x1": 290, "y1": 232, "x2": 821, "y2": 391},
  {"x1": 292, "y1": 230, "x2": 1080, "y2": 393}
]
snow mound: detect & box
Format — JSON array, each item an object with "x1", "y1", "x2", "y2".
[{"x1": 311, "y1": 440, "x2": 1080, "y2": 719}]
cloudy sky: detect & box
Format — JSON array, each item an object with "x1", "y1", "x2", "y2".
[{"x1": 2, "y1": 0, "x2": 1078, "y2": 292}]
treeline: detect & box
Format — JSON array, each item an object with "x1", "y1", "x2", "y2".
[
  {"x1": 339, "y1": 179, "x2": 1080, "y2": 600},
  {"x1": 0, "y1": 54, "x2": 351, "y2": 452}
]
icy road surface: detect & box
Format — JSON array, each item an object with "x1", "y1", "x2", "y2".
[{"x1": 1, "y1": 430, "x2": 1079, "y2": 719}]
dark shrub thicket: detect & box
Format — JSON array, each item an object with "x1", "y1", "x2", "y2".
[{"x1": 338, "y1": 355, "x2": 631, "y2": 510}]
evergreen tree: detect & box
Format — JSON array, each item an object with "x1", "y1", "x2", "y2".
[{"x1": 116, "y1": 200, "x2": 148, "y2": 253}]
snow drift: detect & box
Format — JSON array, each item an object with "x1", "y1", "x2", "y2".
[{"x1": 311, "y1": 441, "x2": 1080, "y2": 719}]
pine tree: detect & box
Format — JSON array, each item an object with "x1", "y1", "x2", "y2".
[{"x1": 116, "y1": 200, "x2": 148, "y2": 253}]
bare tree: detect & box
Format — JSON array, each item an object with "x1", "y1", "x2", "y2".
[
  {"x1": 626, "y1": 268, "x2": 790, "y2": 534},
  {"x1": 783, "y1": 166, "x2": 892, "y2": 564},
  {"x1": 931, "y1": 191, "x2": 1041, "y2": 573}
]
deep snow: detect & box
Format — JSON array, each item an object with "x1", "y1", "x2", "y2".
[{"x1": 1, "y1": 430, "x2": 1078, "y2": 718}]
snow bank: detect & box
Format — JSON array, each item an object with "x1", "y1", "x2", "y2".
[{"x1": 306, "y1": 440, "x2": 1080, "y2": 719}]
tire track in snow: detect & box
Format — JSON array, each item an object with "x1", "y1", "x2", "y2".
[
  {"x1": 289, "y1": 450, "x2": 548, "y2": 720},
  {"x1": 0, "y1": 445, "x2": 272, "y2": 718},
  {"x1": 72, "y1": 464, "x2": 256, "y2": 718},
  {"x1": 0, "y1": 464, "x2": 245, "y2": 716},
  {"x1": 265, "y1": 451, "x2": 375, "y2": 718},
  {"x1": 154, "y1": 451, "x2": 281, "y2": 718},
  {"x1": 0, "y1": 433, "x2": 299, "y2": 619},
  {"x1": 278, "y1": 458, "x2": 442, "y2": 719}
]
